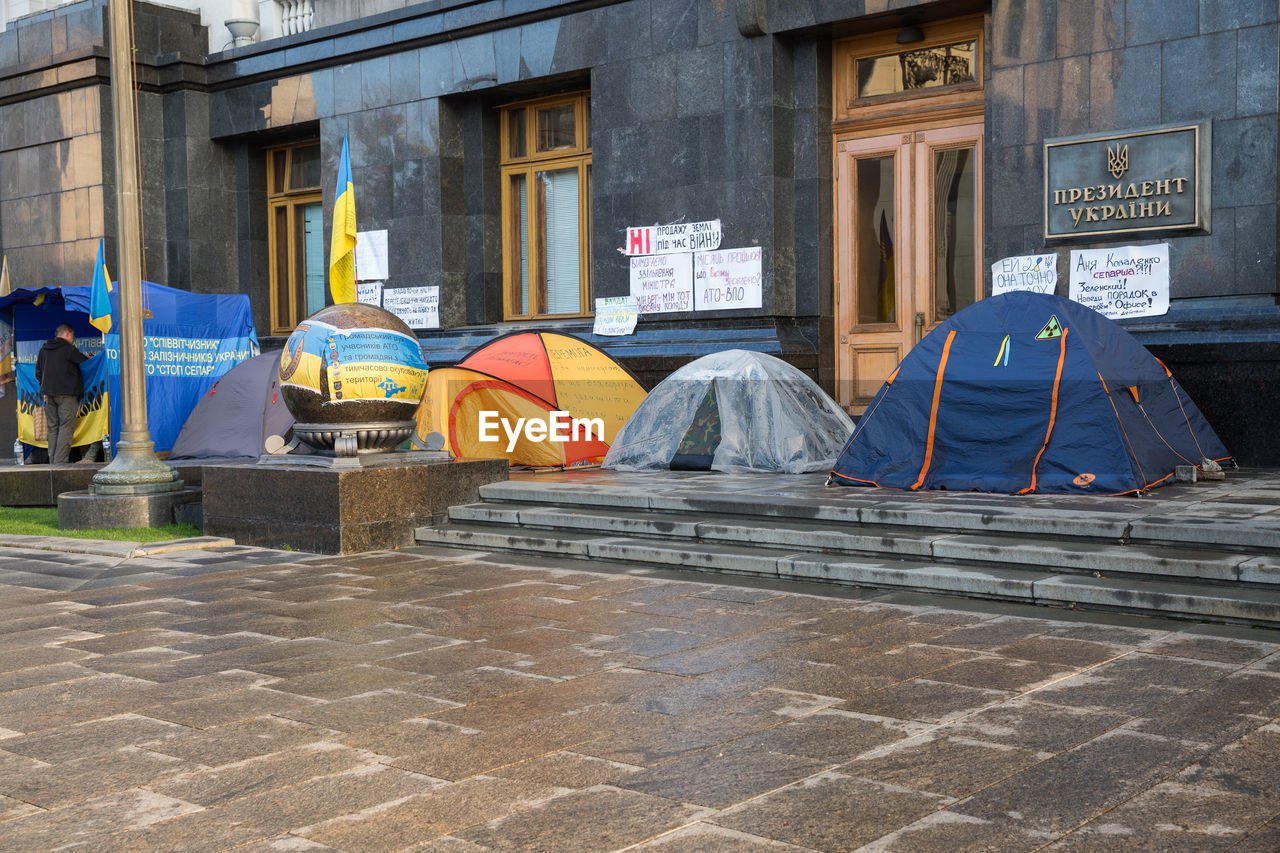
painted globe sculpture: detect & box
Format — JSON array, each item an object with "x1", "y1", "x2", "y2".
[{"x1": 278, "y1": 303, "x2": 428, "y2": 455}]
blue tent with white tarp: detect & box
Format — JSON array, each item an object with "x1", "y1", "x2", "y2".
[
  {"x1": 2, "y1": 281, "x2": 257, "y2": 454},
  {"x1": 831, "y1": 291, "x2": 1230, "y2": 495}
]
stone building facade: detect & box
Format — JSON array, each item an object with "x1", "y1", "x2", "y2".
[{"x1": 0, "y1": 0, "x2": 1277, "y2": 464}]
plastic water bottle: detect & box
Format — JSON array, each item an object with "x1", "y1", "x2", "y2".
[
  {"x1": 13, "y1": 438, "x2": 23, "y2": 466},
  {"x1": 101, "y1": 433, "x2": 111, "y2": 461}
]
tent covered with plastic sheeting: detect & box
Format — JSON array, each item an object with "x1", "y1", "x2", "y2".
[
  {"x1": 168, "y1": 351, "x2": 292, "y2": 460},
  {"x1": 603, "y1": 350, "x2": 854, "y2": 473}
]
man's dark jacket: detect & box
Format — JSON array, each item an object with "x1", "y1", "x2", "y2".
[{"x1": 35, "y1": 337, "x2": 88, "y2": 397}]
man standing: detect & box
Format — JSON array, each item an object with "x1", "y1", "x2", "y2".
[{"x1": 35, "y1": 323, "x2": 88, "y2": 464}]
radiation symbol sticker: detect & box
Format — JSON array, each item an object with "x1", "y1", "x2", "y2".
[{"x1": 1036, "y1": 315, "x2": 1063, "y2": 340}]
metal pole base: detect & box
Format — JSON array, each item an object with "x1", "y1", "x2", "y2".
[{"x1": 90, "y1": 440, "x2": 183, "y2": 496}]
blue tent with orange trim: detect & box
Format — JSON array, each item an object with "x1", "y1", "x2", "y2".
[{"x1": 830, "y1": 292, "x2": 1230, "y2": 495}]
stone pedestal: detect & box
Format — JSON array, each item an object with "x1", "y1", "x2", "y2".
[
  {"x1": 58, "y1": 487, "x2": 203, "y2": 529},
  {"x1": 201, "y1": 456, "x2": 508, "y2": 554}
]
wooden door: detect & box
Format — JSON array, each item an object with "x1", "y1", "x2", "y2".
[{"x1": 835, "y1": 120, "x2": 983, "y2": 412}]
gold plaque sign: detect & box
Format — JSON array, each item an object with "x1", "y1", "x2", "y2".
[{"x1": 1044, "y1": 122, "x2": 1210, "y2": 241}]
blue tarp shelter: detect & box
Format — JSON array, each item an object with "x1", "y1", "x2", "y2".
[
  {"x1": 2, "y1": 282, "x2": 257, "y2": 453},
  {"x1": 831, "y1": 292, "x2": 1230, "y2": 495}
]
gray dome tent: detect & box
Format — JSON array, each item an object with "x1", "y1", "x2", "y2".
[
  {"x1": 603, "y1": 349, "x2": 853, "y2": 473},
  {"x1": 168, "y1": 351, "x2": 294, "y2": 460}
]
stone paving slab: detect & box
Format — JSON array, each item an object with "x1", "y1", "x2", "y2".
[{"x1": 0, "y1": 540, "x2": 1276, "y2": 850}]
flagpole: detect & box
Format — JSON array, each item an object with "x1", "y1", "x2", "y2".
[{"x1": 90, "y1": 0, "x2": 179, "y2": 495}]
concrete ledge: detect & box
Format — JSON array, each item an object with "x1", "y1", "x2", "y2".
[
  {"x1": 1129, "y1": 517, "x2": 1280, "y2": 551},
  {"x1": 520, "y1": 507, "x2": 703, "y2": 538},
  {"x1": 57, "y1": 488, "x2": 202, "y2": 530},
  {"x1": 858, "y1": 504, "x2": 1132, "y2": 541},
  {"x1": 419, "y1": 526, "x2": 597, "y2": 556},
  {"x1": 0, "y1": 461, "x2": 214, "y2": 507},
  {"x1": 586, "y1": 539, "x2": 791, "y2": 576},
  {"x1": 932, "y1": 534, "x2": 1252, "y2": 583},
  {"x1": 448, "y1": 504, "x2": 524, "y2": 525},
  {"x1": 479, "y1": 482, "x2": 653, "y2": 509},
  {"x1": 653, "y1": 493, "x2": 864, "y2": 523},
  {"x1": 697, "y1": 519, "x2": 945, "y2": 558},
  {"x1": 1033, "y1": 575, "x2": 1280, "y2": 624},
  {"x1": 1, "y1": 464, "x2": 103, "y2": 506},
  {"x1": 781, "y1": 556, "x2": 1042, "y2": 598}
]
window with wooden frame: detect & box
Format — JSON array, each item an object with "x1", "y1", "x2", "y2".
[
  {"x1": 499, "y1": 92, "x2": 592, "y2": 320},
  {"x1": 267, "y1": 140, "x2": 324, "y2": 335},
  {"x1": 833, "y1": 15, "x2": 984, "y2": 126}
]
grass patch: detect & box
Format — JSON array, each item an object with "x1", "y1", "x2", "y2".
[{"x1": 0, "y1": 506, "x2": 201, "y2": 542}]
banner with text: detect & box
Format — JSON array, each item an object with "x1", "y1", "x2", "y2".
[
  {"x1": 383, "y1": 286, "x2": 440, "y2": 329},
  {"x1": 622, "y1": 220, "x2": 722, "y2": 256},
  {"x1": 58, "y1": 281, "x2": 259, "y2": 453},
  {"x1": 1069, "y1": 243, "x2": 1169, "y2": 319}
]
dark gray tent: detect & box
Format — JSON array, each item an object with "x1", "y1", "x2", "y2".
[{"x1": 168, "y1": 351, "x2": 293, "y2": 460}]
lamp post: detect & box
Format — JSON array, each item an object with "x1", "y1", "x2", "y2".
[{"x1": 90, "y1": 0, "x2": 180, "y2": 496}]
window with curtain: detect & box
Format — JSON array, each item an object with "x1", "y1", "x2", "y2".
[
  {"x1": 267, "y1": 140, "x2": 324, "y2": 335},
  {"x1": 500, "y1": 93, "x2": 592, "y2": 319}
]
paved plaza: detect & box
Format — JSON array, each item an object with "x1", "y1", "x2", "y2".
[{"x1": 0, "y1": 537, "x2": 1278, "y2": 851}]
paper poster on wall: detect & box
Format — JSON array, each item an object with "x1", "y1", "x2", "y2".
[
  {"x1": 1068, "y1": 243, "x2": 1169, "y2": 319},
  {"x1": 693, "y1": 247, "x2": 763, "y2": 311},
  {"x1": 991, "y1": 254, "x2": 1058, "y2": 295},
  {"x1": 630, "y1": 253, "x2": 693, "y2": 314},
  {"x1": 382, "y1": 285, "x2": 440, "y2": 329},
  {"x1": 356, "y1": 281, "x2": 383, "y2": 306},
  {"x1": 593, "y1": 296, "x2": 638, "y2": 336},
  {"x1": 620, "y1": 220, "x2": 722, "y2": 256},
  {"x1": 355, "y1": 230, "x2": 389, "y2": 281}
]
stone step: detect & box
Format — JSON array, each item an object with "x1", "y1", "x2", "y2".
[
  {"x1": 414, "y1": 522, "x2": 1280, "y2": 627},
  {"x1": 445, "y1": 502, "x2": 1273, "y2": 587},
  {"x1": 475, "y1": 480, "x2": 1280, "y2": 552}
]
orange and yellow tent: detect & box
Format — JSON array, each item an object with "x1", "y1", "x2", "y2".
[{"x1": 415, "y1": 331, "x2": 646, "y2": 468}]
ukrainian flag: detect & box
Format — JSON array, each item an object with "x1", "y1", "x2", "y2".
[
  {"x1": 89, "y1": 239, "x2": 113, "y2": 335},
  {"x1": 329, "y1": 133, "x2": 357, "y2": 304}
]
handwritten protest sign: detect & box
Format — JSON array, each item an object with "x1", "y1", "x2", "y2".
[
  {"x1": 593, "y1": 296, "x2": 638, "y2": 336},
  {"x1": 630, "y1": 253, "x2": 693, "y2": 314},
  {"x1": 621, "y1": 220, "x2": 721, "y2": 256},
  {"x1": 991, "y1": 254, "x2": 1058, "y2": 295},
  {"x1": 1069, "y1": 244, "x2": 1169, "y2": 319},
  {"x1": 693, "y1": 247, "x2": 763, "y2": 310}
]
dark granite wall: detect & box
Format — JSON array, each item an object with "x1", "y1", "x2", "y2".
[
  {"x1": 0, "y1": 85, "x2": 106, "y2": 287},
  {"x1": 199, "y1": 0, "x2": 816, "y2": 341},
  {"x1": 985, "y1": 0, "x2": 1280, "y2": 464},
  {"x1": 987, "y1": 0, "x2": 1278, "y2": 300},
  {"x1": 0, "y1": 0, "x2": 208, "y2": 289}
]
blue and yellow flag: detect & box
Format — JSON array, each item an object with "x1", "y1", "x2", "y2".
[
  {"x1": 89, "y1": 239, "x2": 113, "y2": 334},
  {"x1": 329, "y1": 134, "x2": 357, "y2": 304}
]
